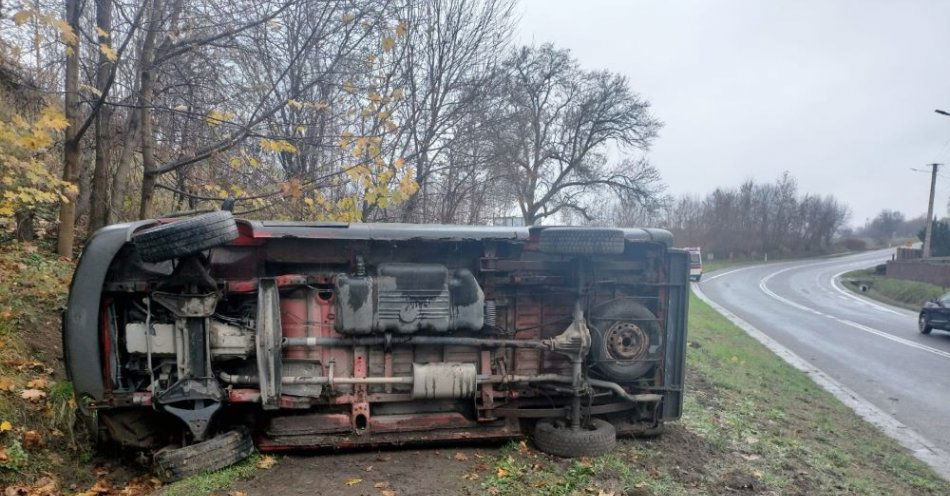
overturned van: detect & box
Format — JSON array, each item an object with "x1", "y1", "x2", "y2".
[{"x1": 63, "y1": 212, "x2": 688, "y2": 480}]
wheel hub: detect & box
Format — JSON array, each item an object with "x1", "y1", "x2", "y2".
[{"x1": 604, "y1": 321, "x2": 649, "y2": 360}]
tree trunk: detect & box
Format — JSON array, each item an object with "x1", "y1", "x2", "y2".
[
  {"x1": 88, "y1": 0, "x2": 114, "y2": 232},
  {"x1": 108, "y1": 111, "x2": 140, "y2": 223},
  {"x1": 137, "y1": 0, "x2": 163, "y2": 219},
  {"x1": 57, "y1": 0, "x2": 82, "y2": 258}
]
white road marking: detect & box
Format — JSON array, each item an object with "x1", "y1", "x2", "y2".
[
  {"x1": 828, "y1": 268, "x2": 909, "y2": 317},
  {"x1": 692, "y1": 283, "x2": 950, "y2": 480},
  {"x1": 700, "y1": 264, "x2": 760, "y2": 282},
  {"x1": 757, "y1": 263, "x2": 950, "y2": 361}
]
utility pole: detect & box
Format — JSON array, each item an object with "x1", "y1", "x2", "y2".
[{"x1": 923, "y1": 163, "x2": 941, "y2": 258}]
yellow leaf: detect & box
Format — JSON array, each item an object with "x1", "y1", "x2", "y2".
[
  {"x1": 95, "y1": 27, "x2": 110, "y2": 38},
  {"x1": 257, "y1": 455, "x2": 277, "y2": 469},
  {"x1": 0, "y1": 377, "x2": 13, "y2": 391},
  {"x1": 495, "y1": 467, "x2": 509, "y2": 478},
  {"x1": 0, "y1": 420, "x2": 11, "y2": 432},
  {"x1": 381, "y1": 37, "x2": 395, "y2": 52},
  {"x1": 395, "y1": 21, "x2": 408, "y2": 38},
  {"x1": 51, "y1": 18, "x2": 78, "y2": 45},
  {"x1": 12, "y1": 10, "x2": 34, "y2": 26},
  {"x1": 259, "y1": 138, "x2": 298, "y2": 154},
  {"x1": 344, "y1": 478, "x2": 362, "y2": 486},
  {"x1": 99, "y1": 43, "x2": 118, "y2": 61},
  {"x1": 206, "y1": 109, "x2": 235, "y2": 126},
  {"x1": 453, "y1": 452, "x2": 468, "y2": 461}
]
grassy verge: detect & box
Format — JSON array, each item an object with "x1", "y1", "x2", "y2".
[
  {"x1": 157, "y1": 454, "x2": 266, "y2": 496},
  {"x1": 841, "y1": 268, "x2": 945, "y2": 310},
  {"x1": 478, "y1": 292, "x2": 950, "y2": 495},
  {"x1": 0, "y1": 243, "x2": 92, "y2": 487}
]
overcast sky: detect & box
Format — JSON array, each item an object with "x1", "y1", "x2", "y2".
[{"x1": 516, "y1": 0, "x2": 950, "y2": 226}]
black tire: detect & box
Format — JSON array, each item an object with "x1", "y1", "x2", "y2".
[
  {"x1": 919, "y1": 313, "x2": 933, "y2": 335},
  {"x1": 538, "y1": 227, "x2": 625, "y2": 255},
  {"x1": 133, "y1": 211, "x2": 239, "y2": 263},
  {"x1": 533, "y1": 418, "x2": 616, "y2": 458},
  {"x1": 589, "y1": 299, "x2": 661, "y2": 382},
  {"x1": 154, "y1": 427, "x2": 254, "y2": 482},
  {"x1": 693, "y1": 274, "x2": 702, "y2": 282}
]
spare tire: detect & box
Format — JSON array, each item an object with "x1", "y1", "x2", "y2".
[
  {"x1": 538, "y1": 227, "x2": 624, "y2": 255},
  {"x1": 533, "y1": 418, "x2": 616, "y2": 457},
  {"x1": 154, "y1": 427, "x2": 254, "y2": 482},
  {"x1": 133, "y1": 211, "x2": 239, "y2": 263},
  {"x1": 589, "y1": 299, "x2": 661, "y2": 382}
]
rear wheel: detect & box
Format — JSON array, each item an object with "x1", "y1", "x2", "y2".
[
  {"x1": 533, "y1": 418, "x2": 616, "y2": 458},
  {"x1": 919, "y1": 314, "x2": 933, "y2": 335}
]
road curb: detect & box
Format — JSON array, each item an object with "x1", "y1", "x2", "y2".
[{"x1": 692, "y1": 283, "x2": 950, "y2": 481}]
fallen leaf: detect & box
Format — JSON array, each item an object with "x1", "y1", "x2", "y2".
[
  {"x1": 495, "y1": 467, "x2": 509, "y2": 478},
  {"x1": 26, "y1": 378, "x2": 49, "y2": 389},
  {"x1": 364, "y1": 464, "x2": 374, "y2": 472},
  {"x1": 4, "y1": 486, "x2": 28, "y2": 496},
  {"x1": 518, "y1": 440, "x2": 530, "y2": 454},
  {"x1": 0, "y1": 377, "x2": 14, "y2": 391},
  {"x1": 0, "y1": 447, "x2": 7, "y2": 463},
  {"x1": 345, "y1": 477, "x2": 362, "y2": 486},
  {"x1": 33, "y1": 476, "x2": 58, "y2": 494},
  {"x1": 228, "y1": 492, "x2": 247, "y2": 496},
  {"x1": 87, "y1": 478, "x2": 111, "y2": 494},
  {"x1": 462, "y1": 472, "x2": 479, "y2": 481},
  {"x1": 257, "y1": 455, "x2": 277, "y2": 469},
  {"x1": 22, "y1": 430, "x2": 42, "y2": 449},
  {"x1": 0, "y1": 420, "x2": 11, "y2": 432},
  {"x1": 381, "y1": 490, "x2": 396, "y2": 496},
  {"x1": 20, "y1": 389, "x2": 46, "y2": 402},
  {"x1": 373, "y1": 482, "x2": 389, "y2": 489},
  {"x1": 453, "y1": 452, "x2": 468, "y2": 461}
]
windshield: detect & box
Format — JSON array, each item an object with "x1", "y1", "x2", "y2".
[{"x1": 690, "y1": 253, "x2": 701, "y2": 264}]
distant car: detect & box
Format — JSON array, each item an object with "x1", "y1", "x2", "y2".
[
  {"x1": 685, "y1": 247, "x2": 702, "y2": 281},
  {"x1": 918, "y1": 293, "x2": 950, "y2": 334}
]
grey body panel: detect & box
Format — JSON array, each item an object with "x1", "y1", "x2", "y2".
[
  {"x1": 246, "y1": 221, "x2": 673, "y2": 247},
  {"x1": 662, "y1": 249, "x2": 690, "y2": 419},
  {"x1": 64, "y1": 220, "x2": 156, "y2": 401}
]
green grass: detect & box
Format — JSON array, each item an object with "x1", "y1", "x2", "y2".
[
  {"x1": 842, "y1": 269, "x2": 945, "y2": 310},
  {"x1": 157, "y1": 454, "x2": 266, "y2": 496},
  {"x1": 479, "y1": 292, "x2": 950, "y2": 495}
]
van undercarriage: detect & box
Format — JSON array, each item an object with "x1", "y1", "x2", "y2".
[{"x1": 64, "y1": 215, "x2": 688, "y2": 480}]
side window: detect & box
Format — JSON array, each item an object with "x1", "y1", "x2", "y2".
[{"x1": 939, "y1": 294, "x2": 950, "y2": 305}]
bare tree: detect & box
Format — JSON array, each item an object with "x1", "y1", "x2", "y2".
[{"x1": 493, "y1": 44, "x2": 662, "y2": 224}]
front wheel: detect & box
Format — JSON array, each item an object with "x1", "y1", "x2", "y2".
[
  {"x1": 533, "y1": 418, "x2": 616, "y2": 458},
  {"x1": 919, "y1": 314, "x2": 933, "y2": 335},
  {"x1": 154, "y1": 427, "x2": 253, "y2": 482}
]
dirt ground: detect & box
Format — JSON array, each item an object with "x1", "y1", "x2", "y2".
[{"x1": 226, "y1": 446, "x2": 496, "y2": 496}]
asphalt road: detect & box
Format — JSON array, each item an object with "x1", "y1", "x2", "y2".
[{"x1": 697, "y1": 249, "x2": 950, "y2": 454}]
